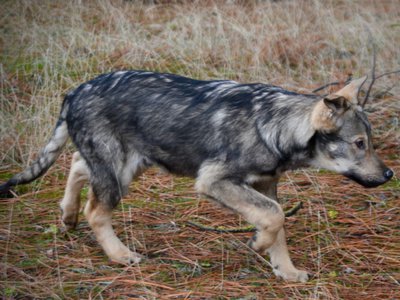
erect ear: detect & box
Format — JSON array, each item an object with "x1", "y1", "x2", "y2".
[
  {"x1": 311, "y1": 96, "x2": 350, "y2": 133},
  {"x1": 311, "y1": 76, "x2": 367, "y2": 133},
  {"x1": 330, "y1": 76, "x2": 368, "y2": 105},
  {"x1": 323, "y1": 95, "x2": 350, "y2": 114}
]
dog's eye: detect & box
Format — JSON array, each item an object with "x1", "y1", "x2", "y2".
[{"x1": 355, "y1": 139, "x2": 365, "y2": 149}]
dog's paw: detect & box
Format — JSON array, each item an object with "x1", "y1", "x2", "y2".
[
  {"x1": 110, "y1": 250, "x2": 143, "y2": 265},
  {"x1": 273, "y1": 267, "x2": 309, "y2": 283},
  {"x1": 60, "y1": 208, "x2": 79, "y2": 231}
]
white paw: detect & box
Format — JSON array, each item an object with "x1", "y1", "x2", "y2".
[
  {"x1": 110, "y1": 250, "x2": 143, "y2": 265},
  {"x1": 273, "y1": 267, "x2": 309, "y2": 283},
  {"x1": 60, "y1": 208, "x2": 79, "y2": 230}
]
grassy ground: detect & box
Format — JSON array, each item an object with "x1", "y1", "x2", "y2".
[{"x1": 1, "y1": 0, "x2": 399, "y2": 299}]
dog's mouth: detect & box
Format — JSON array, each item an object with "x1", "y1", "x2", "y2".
[{"x1": 344, "y1": 172, "x2": 391, "y2": 188}]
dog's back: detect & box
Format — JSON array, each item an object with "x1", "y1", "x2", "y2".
[{"x1": 66, "y1": 70, "x2": 319, "y2": 179}]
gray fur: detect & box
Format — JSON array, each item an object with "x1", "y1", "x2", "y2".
[
  {"x1": 1, "y1": 70, "x2": 392, "y2": 201},
  {"x1": 0, "y1": 70, "x2": 393, "y2": 282}
]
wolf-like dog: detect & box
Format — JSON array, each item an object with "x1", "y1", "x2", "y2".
[{"x1": 0, "y1": 71, "x2": 393, "y2": 282}]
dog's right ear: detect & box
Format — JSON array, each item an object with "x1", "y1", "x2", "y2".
[
  {"x1": 311, "y1": 95, "x2": 349, "y2": 133},
  {"x1": 311, "y1": 76, "x2": 368, "y2": 132},
  {"x1": 332, "y1": 76, "x2": 368, "y2": 106}
]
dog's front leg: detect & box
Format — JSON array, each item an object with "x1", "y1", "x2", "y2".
[
  {"x1": 266, "y1": 228, "x2": 308, "y2": 282},
  {"x1": 196, "y1": 164, "x2": 308, "y2": 282},
  {"x1": 251, "y1": 178, "x2": 308, "y2": 282}
]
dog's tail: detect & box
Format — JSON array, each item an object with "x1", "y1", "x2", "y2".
[{"x1": 0, "y1": 100, "x2": 70, "y2": 195}]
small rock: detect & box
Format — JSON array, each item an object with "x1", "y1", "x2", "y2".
[
  {"x1": 46, "y1": 248, "x2": 54, "y2": 257},
  {"x1": 344, "y1": 267, "x2": 355, "y2": 274}
]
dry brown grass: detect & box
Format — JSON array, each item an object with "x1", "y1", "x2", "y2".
[{"x1": 1, "y1": 0, "x2": 399, "y2": 299}]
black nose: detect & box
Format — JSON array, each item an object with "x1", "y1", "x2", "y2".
[{"x1": 383, "y1": 168, "x2": 394, "y2": 180}]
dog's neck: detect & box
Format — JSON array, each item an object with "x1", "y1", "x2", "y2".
[{"x1": 255, "y1": 93, "x2": 318, "y2": 161}]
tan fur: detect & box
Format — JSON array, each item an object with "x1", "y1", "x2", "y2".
[
  {"x1": 311, "y1": 76, "x2": 367, "y2": 132},
  {"x1": 61, "y1": 152, "x2": 142, "y2": 264},
  {"x1": 195, "y1": 162, "x2": 309, "y2": 281},
  {"x1": 84, "y1": 188, "x2": 142, "y2": 264},
  {"x1": 269, "y1": 229, "x2": 308, "y2": 282},
  {"x1": 332, "y1": 76, "x2": 367, "y2": 104},
  {"x1": 310, "y1": 100, "x2": 338, "y2": 132},
  {"x1": 252, "y1": 178, "x2": 308, "y2": 282},
  {"x1": 194, "y1": 162, "x2": 228, "y2": 193},
  {"x1": 60, "y1": 152, "x2": 88, "y2": 229}
]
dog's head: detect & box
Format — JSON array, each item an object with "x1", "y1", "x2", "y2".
[{"x1": 310, "y1": 77, "x2": 393, "y2": 188}]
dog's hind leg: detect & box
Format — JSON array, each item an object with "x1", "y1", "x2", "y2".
[
  {"x1": 252, "y1": 178, "x2": 308, "y2": 282},
  {"x1": 84, "y1": 187, "x2": 142, "y2": 265},
  {"x1": 60, "y1": 152, "x2": 89, "y2": 230},
  {"x1": 82, "y1": 149, "x2": 148, "y2": 264}
]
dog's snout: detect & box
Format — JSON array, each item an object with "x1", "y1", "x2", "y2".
[{"x1": 383, "y1": 168, "x2": 394, "y2": 180}]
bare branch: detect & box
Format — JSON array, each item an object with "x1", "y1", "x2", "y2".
[
  {"x1": 312, "y1": 74, "x2": 352, "y2": 94},
  {"x1": 361, "y1": 37, "x2": 377, "y2": 107},
  {"x1": 186, "y1": 220, "x2": 256, "y2": 233},
  {"x1": 284, "y1": 201, "x2": 303, "y2": 217},
  {"x1": 373, "y1": 82, "x2": 397, "y2": 99},
  {"x1": 375, "y1": 69, "x2": 400, "y2": 81},
  {"x1": 363, "y1": 69, "x2": 400, "y2": 101},
  {"x1": 312, "y1": 81, "x2": 340, "y2": 93}
]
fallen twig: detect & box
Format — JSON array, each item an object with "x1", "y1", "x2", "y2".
[{"x1": 187, "y1": 201, "x2": 303, "y2": 233}]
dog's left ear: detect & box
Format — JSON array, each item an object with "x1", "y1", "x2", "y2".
[{"x1": 330, "y1": 76, "x2": 368, "y2": 105}]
